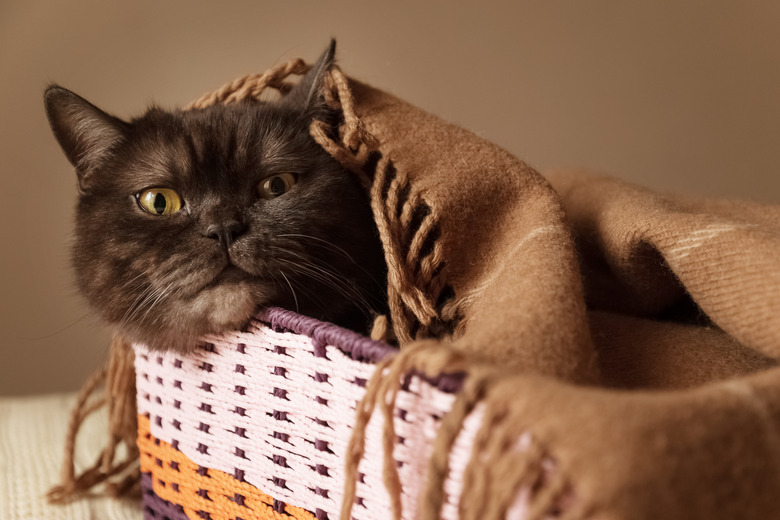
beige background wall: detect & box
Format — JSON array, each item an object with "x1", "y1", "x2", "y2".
[{"x1": 1, "y1": 1, "x2": 778, "y2": 395}]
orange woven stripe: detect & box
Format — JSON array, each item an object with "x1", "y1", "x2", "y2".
[{"x1": 138, "y1": 414, "x2": 316, "y2": 520}]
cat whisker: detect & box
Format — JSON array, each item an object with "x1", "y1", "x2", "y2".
[
  {"x1": 116, "y1": 269, "x2": 169, "y2": 327},
  {"x1": 278, "y1": 256, "x2": 357, "y2": 297},
  {"x1": 144, "y1": 281, "x2": 180, "y2": 326},
  {"x1": 278, "y1": 271, "x2": 300, "y2": 314},
  {"x1": 122, "y1": 279, "x2": 178, "y2": 332},
  {"x1": 119, "y1": 281, "x2": 159, "y2": 329},
  {"x1": 296, "y1": 258, "x2": 379, "y2": 311},
  {"x1": 286, "y1": 277, "x2": 334, "y2": 318},
  {"x1": 271, "y1": 264, "x2": 339, "y2": 320},
  {"x1": 278, "y1": 233, "x2": 386, "y2": 289},
  {"x1": 276, "y1": 257, "x2": 375, "y2": 318},
  {"x1": 278, "y1": 233, "x2": 357, "y2": 263}
]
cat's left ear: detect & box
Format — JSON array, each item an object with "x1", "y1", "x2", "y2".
[
  {"x1": 44, "y1": 85, "x2": 129, "y2": 193},
  {"x1": 284, "y1": 39, "x2": 337, "y2": 117}
]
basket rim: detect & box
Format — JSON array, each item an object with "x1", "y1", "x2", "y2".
[
  {"x1": 256, "y1": 307, "x2": 396, "y2": 363},
  {"x1": 255, "y1": 307, "x2": 463, "y2": 393}
]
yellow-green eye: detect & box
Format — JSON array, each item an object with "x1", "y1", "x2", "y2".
[
  {"x1": 259, "y1": 173, "x2": 296, "y2": 199},
  {"x1": 137, "y1": 188, "x2": 183, "y2": 215}
]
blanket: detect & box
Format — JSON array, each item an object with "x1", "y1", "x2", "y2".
[{"x1": 317, "y1": 75, "x2": 780, "y2": 520}]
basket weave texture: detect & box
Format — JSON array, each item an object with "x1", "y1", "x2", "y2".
[{"x1": 135, "y1": 308, "x2": 508, "y2": 520}]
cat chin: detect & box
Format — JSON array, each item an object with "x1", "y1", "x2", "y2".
[{"x1": 118, "y1": 280, "x2": 271, "y2": 353}]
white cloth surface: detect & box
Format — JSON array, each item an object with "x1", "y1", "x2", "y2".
[{"x1": 0, "y1": 392, "x2": 142, "y2": 520}]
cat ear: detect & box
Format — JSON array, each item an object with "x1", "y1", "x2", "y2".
[
  {"x1": 284, "y1": 39, "x2": 337, "y2": 116},
  {"x1": 44, "y1": 85, "x2": 129, "y2": 192}
]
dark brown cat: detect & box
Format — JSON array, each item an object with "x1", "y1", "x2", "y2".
[{"x1": 44, "y1": 43, "x2": 388, "y2": 352}]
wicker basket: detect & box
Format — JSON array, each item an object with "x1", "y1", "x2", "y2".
[{"x1": 134, "y1": 308, "x2": 522, "y2": 520}]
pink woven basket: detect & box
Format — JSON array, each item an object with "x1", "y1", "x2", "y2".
[{"x1": 135, "y1": 308, "x2": 534, "y2": 520}]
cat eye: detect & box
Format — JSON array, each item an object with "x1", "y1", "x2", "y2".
[
  {"x1": 258, "y1": 173, "x2": 296, "y2": 199},
  {"x1": 136, "y1": 188, "x2": 183, "y2": 216}
]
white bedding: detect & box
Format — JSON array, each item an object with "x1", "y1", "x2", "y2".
[{"x1": 0, "y1": 392, "x2": 142, "y2": 520}]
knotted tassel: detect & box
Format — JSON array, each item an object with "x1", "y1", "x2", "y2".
[{"x1": 48, "y1": 336, "x2": 139, "y2": 503}]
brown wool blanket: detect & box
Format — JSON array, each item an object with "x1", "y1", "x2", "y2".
[
  {"x1": 53, "y1": 59, "x2": 780, "y2": 519},
  {"x1": 326, "y1": 78, "x2": 780, "y2": 519}
]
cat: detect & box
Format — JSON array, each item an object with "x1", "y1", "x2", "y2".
[{"x1": 44, "y1": 42, "x2": 388, "y2": 352}]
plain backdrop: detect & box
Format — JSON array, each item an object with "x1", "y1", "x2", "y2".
[{"x1": 1, "y1": 1, "x2": 779, "y2": 395}]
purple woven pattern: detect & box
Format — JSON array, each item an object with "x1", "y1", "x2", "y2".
[
  {"x1": 135, "y1": 308, "x2": 520, "y2": 519},
  {"x1": 141, "y1": 473, "x2": 189, "y2": 520},
  {"x1": 258, "y1": 307, "x2": 396, "y2": 363}
]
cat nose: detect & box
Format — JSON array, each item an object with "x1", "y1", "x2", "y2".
[{"x1": 205, "y1": 220, "x2": 247, "y2": 247}]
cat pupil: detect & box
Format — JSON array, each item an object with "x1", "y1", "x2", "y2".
[
  {"x1": 270, "y1": 177, "x2": 286, "y2": 196},
  {"x1": 153, "y1": 193, "x2": 166, "y2": 214}
]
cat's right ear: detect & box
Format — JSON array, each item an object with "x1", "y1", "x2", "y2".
[
  {"x1": 44, "y1": 85, "x2": 129, "y2": 193},
  {"x1": 284, "y1": 39, "x2": 337, "y2": 117}
]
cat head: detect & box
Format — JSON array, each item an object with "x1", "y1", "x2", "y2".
[{"x1": 45, "y1": 42, "x2": 387, "y2": 351}]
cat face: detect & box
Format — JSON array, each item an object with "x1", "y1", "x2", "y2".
[{"x1": 45, "y1": 46, "x2": 387, "y2": 351}]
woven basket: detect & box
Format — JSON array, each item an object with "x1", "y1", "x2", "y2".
[{"x1": 135, "y1": 308, "x2": 534, "y2": 520}]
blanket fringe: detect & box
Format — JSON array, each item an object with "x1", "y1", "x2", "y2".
[
  {"x1": 48, "y1": 336, "x2": 139, "y2": 503},
  {"x1": 340, "y1": 343, "x2": 581, "y2": 520}
]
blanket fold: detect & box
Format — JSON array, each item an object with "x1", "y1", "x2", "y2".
[
  {"x1": 347, "y1": 79, "x2": 599, "y2": 383},
  {"x1": 548, "y1": 169, "x2": 780, "y2": 361}
]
